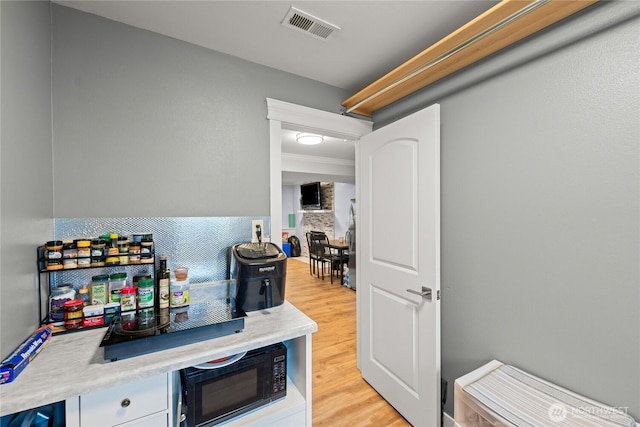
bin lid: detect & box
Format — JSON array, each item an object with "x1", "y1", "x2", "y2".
[{"x1": 234, "y1": 243, "x2": 281, "y2": 260}]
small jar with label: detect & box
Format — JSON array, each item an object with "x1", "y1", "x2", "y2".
[
  {"x1": 45, "y1": 241, "x2": 63, "y2": 260},
  {"x1": 140, "y1": 237, "x2": 154, "y2": 264},
  {"x1": 107, "y1": 233, "x2": 119, "y2": 256},
  {"x1": 120, "y1": 286, "x2": 136, "y2": 312},
  {"x1": 128, "y1": 242, "x2": 141, "y2": 264},
  {"x1": 49, "y1": 285, "x2": 76, "y2": 323},
  {"x1": 62, "y1": 242, "x2": 77, "y2": 259},
  {"x1": 76, "y1": 239, "x2": 91, "y2": 266},
  {"x1": 90, "y1": 239, "x2": 106, "y2": 266},
  {"x1": 78, "y1": 284, "x2": 91, "y2": 306},
  {"x1": 90, "y1": 274, "x2": 109, "y2": 305},
  {"x1": 62, "y1": 258, "x2": 78, "y2": 269},
  {"x1": 117, "y1": 236, "x2": 129, "y2": 265},
  {"x1": 64, "y1": 299, "x2": 84, "y2": 329}
]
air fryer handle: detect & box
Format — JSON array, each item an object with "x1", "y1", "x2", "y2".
[{"x1": 260, "y1": 278, "x2": 273, "y2": 308}]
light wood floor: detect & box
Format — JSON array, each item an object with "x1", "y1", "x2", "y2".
[{"x1": 285, "y1": 258, "x2": 411, "y2": 427}]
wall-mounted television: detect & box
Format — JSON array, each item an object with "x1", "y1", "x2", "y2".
[{"x1": 300, "y1": 182, "x2": 322, "y2": 210}]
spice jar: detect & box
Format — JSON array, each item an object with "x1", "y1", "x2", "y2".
[
  {"x1": 117, "y1": 236, "x2": 129, "y2": 265},
  {"x1": 90, "y1": 239, "x2": 106, "y2": 266},
  {"x1": 63, "y1": 243, "x2": 78, "y2": 269},
  {"x1": 120, "y1": 286, "x2": 136, "y2": 312},
  {"x1": 78, "y1": 284, "x2": 90, "y2": 306},
  {"x1": 140, "y1": 237, "x2": 154, "y2": 264},
  {"x1": 90, "y1": 274, "x2": 109, "y2": 305},
  {"x1": 108, "y1": 272, "x2": 127, "y2": 304},
  {"x1": 107, "y1": 233, "x2": 119, "y2": 256},
  {"x1": 45, "y1": 241, "x2": 63, "y2": 260},
  {"x1": 62, "y1": 258, "x2": 77, "y2": 269},
  {"x1": 46, "y1": 260, "x2": 63, "y2": 270},
  {"x1": 49, "y1": 285, "x2": 76, "y2": 323},
  {"x1": 76, "y1": 239, "x2": 91, "y2": 267},
  {"x1": 62, "y1": 242, "x2": 77, "y2": 259},
  {"x1": 64, "y1": 299, "x2": 84, "y2": 329},
  {"x1": 128, "y1": 242, "x2": 141, "y2": 264},
  {"x1": 45, "y1": 240, "x2": 64, "y2": 270},
  {"x1": 137, "y1": 277, "x2": 154, "y2": 309}
]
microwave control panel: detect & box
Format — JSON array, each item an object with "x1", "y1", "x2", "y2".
[{"x1": 272, "y1": 349, "x2": 287, "y2": 397}]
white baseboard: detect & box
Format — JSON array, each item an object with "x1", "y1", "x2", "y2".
[{"x1": 443, "y1": 412, "x2": 457, "y2": 427}]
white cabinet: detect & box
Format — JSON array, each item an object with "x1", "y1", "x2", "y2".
[{"x1": 66, "y1": 373, "x2": 177, "y2": 427}]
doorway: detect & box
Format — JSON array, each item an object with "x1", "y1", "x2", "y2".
[{"x1": 266, "y1": 98, "x2": 372, "y2": 251}]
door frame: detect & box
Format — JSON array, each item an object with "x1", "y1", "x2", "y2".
[{"x1": 266, "y1": 98, "x2": 373, "y2": 251}]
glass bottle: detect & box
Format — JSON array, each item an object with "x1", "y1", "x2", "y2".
[{"x1": 156, "y1": 255, "x2": 170, "y2": 309}]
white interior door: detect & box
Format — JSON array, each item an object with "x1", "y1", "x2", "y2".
[{"x1": 357, "y1": 104, "x2": 440, "y2": 426}]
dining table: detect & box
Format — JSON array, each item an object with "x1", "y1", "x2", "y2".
[{"x1": 327, "y1": 239, "x2": 349, "y2": 285}]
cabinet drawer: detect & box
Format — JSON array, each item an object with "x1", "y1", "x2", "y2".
[
  {"x1": 80, "y1": 373, "x2": 168, "y2": 426},
  {"x1": 117, "y1": 411, "x2": 168, "y2": 427}
]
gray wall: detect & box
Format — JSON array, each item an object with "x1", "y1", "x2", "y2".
[
  {"x1": 51, "y1": 5, "x2": 350, "y2": 218},
  {"x1": 376, "y1": 1, "x2": 640, "y2": 419},
  {"x1": 0, "y1": 3, "x2": 350, "y2": 356},
  {"x1": 0, "y1": 1, "x2": 53, "y2": 356}
]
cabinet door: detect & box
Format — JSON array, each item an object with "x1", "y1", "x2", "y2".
[{"x1": 80, "y1": 374, "x2": 168, "y2": 426}]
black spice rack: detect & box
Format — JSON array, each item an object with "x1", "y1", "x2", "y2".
[{"x1": 37, "y1": 245, "x2": 156, "y2": 335}]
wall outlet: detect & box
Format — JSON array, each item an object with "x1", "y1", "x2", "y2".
[{"x1": 251, "y1": 220, "x2": 264, "y2": 243}]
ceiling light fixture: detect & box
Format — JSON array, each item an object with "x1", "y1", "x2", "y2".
[{"x1": 296, "y1": 133, "x2": 324, "y2": 145}]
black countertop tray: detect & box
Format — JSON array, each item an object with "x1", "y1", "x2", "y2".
[{"x1": 100, "y1": 298, "x2": 246, "y2": 361}]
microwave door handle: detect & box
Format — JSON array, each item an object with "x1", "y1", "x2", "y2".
[{"x1": 261, "y1": 278, "x2": 272, "y2": 308}]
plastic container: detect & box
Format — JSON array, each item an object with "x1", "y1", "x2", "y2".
[
  {"x1": 120, "y1": 286, "x2": 136, "y2": 312},
  {"x1": 82, "y1": 304, "x2": 104, "y2": 328},
  {"x1": 64, "y1": 299, "x2": 84, "y2": 330},
  {"x1": 62, "y1": 242, "x2": 77, "y2": 259},
  {"x1": 62, "y1": 258, "x2": 78, "y2": 269},
  {"x1": 140, "y1": 237, "x2": 154, "y2": 264},
  {"x1": 78, "y1": 284, "x2": 90, "y2": 306},
  {"x1": 169, "y1": 279, "x2": 190, "y2": 308},
  {"x1": 117, "y1": 236, "x2": 129, "y2": 265},
  {"x1": 128, "y1": 242, "x2": 141, "y2": 264},
  {"x1": 108, "y1": 272, "x2": 127, "y2": 303},
  {"x1": 104, "y1": 302, "x2": 120, "y2": 325},
  {"x1": 76, "y1": 239, "x2": 91, "y2": 259},
  {"x1": 90, "y1": 274, "x2": 109, "y2": 305},
  {"x1": 137, "y1": 277, "x2": 154, "y2": 309},
  {"x1": 45, "y1": 241, "x2": 63, "y2": 260},
  {"x1": 90, "y1": 239, "x2": 106, "y2": 266},
  {"x1": 49, "y1": 285, "x2": 76, "y2": 323}
]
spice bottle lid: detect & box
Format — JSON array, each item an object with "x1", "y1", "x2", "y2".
[
  {"x1": 64, "y1": 299, "x2": 84, "y2": 307},
  {"x1": 91, "y1": 274, "x2": 109, "y2": 282},
  {"x1": 109, "y1": 272, "x2": 127, "y2": 280},
  {"x1": 121, "y1": 286, "x2": 136, "y2": 295}
]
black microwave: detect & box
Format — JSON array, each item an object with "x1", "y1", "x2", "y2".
[{"x1": 180, "y1": 342, "x2": 287, "y2": 426}]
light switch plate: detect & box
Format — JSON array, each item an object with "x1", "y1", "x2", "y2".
[{"x1": 251, "y1": 220, "x2": 264, "y2": 243}]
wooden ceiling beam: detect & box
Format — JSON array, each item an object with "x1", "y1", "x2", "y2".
[{"x1": 341, "y1": 0, "x2": 598, "y2": 117}]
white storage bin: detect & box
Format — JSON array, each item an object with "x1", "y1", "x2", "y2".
[{"x1": 454, "y1": 360, "x2": 636, "y2": 427}]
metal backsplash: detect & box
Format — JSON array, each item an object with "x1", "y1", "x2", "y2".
[{"x1": 52, "y1": 217, "x2": 270, "y2": 289}]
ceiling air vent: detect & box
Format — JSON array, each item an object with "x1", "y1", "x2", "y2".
[{"x1": 281, "y1": 6, "x2": 340, "y2": 41}]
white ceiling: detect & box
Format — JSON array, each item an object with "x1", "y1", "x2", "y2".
[{"x1": 54, "y1": 0, "x2": 499, "y2": 184}]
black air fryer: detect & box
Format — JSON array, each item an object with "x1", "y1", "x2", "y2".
[{"x1": 232, "y1": 242, "x2": 287, "y2": 312}]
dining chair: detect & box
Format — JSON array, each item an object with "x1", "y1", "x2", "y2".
[
  {"x1": 305, "y1": 231, "x2": 322, "y2": 278},
  {"x1": 316, "y1": 233, "x2": 342, "y2": 283}
]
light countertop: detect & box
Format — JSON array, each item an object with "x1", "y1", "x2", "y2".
[{"x1": 0, "y1": 300, "x2": 317, "y2": 416}]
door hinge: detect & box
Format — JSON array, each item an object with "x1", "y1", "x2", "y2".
[{"x1": 437, "y1": 290, "x2": 441, "y2": 300}]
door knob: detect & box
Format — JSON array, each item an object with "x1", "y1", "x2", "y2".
[{"x1": 406, "y1": 286, "x2": 432, "y2": 301}]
